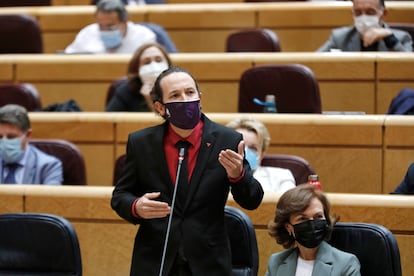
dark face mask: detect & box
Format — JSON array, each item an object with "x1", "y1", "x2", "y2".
[
  {"x1": 292, "y1": 219, "x2": 328, "y2": 248},
  {"x1": 165, "y1": 99, "x2": 201, "y2": 129}
]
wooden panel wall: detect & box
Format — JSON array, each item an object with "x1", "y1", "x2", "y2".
[
  {"x1": 0, "y1": 2, "x2": 413, "y2": 53},
  {"x1": 1, "y1": 185, "x2": 413, "y2": 276},
  {"x1": 1, "y1": 53, "x2": 414, "y2": 113},
  {"x1": 26, "y1": 113, "x2": 414, "y2": 195}
]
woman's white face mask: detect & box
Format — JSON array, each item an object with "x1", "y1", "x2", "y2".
[
  {"x1": 354, "y1": 14, "x2": 381, "y2": 34},
  {"x1": 139, "y1": 61, "x2": 169, "y2": 85}
]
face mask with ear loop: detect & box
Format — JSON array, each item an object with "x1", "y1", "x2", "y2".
[
  {"x1": 100, "y1": 29, "x2": 123, "y2": 49},
  {"x1": 354, "y1": 14, "x2": 381, "y2": 34},
  {"x1": 0, "y1": 136, "x2": 25, "y2": 164},
  {"x1": 164, "y1": 99, "x2": 201, "y2": 130},
  {"x1": 291, "y1": 219, "x2": 329, "y2": 248}
]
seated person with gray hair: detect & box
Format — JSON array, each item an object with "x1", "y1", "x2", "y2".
[
  {"x1": 226, "y1": 116, "x2": 295, "y2": 193},
  {"x1": 65, "y1": 0, "x2": 156, "y2": 54},
  {"x1": 317, "y1": 0, "x2": 412, "y2": 52},
  {"x1": 0, "y1": 104, "x2": 63, "y2": 185}
]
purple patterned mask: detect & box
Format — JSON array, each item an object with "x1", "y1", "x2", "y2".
[{"x1": 165, "y1": 99, "x2": 201, "y2": 129}]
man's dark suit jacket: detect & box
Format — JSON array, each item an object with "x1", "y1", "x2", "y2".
[
  {"x1": 111, "y1": 114, "x2": 264, "y2": 275},
  {"x1": 391, "y1": 162, "x2": 414, "y2": 194},
  {"x1": 317, "y1": 24, "x2": 412, "y2": 52}
]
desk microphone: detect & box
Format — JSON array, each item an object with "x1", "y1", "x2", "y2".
[{"x1": 158, "y1": 147, "x2": 185, "y2": 276}]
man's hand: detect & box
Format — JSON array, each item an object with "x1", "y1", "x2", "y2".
[
  {"x1": 135, "y1": 192, "x2": 170, "y2": 219},
  {"x1": 218, "y1": 140, "x2": 245, "y2": 179},
  {"x1": 362, "y1": 27, "x2": 392, "y2": 47}
]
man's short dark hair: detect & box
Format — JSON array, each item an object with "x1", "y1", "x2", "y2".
[
  {"x1": 150, "y1": 66, "x2": 201, "y2": 104},
  {"x1": 0, "y1": 104, "x2": 31, "y2": 132},
  {"x1": 96, "y1": 0, "x2": 128, "y2": 21}
]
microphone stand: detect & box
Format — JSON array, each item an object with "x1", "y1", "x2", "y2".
[{"x1": 158, "y1": 147, "x2": 185, "y2": 276}]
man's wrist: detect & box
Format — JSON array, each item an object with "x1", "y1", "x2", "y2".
[{"x1": 384, "y1": 34, "x2": 399, "y2": 48}]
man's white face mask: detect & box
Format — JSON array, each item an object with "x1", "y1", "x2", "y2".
[{"x1": 354, "y1": 14, "x2": 381, "y2": 35}]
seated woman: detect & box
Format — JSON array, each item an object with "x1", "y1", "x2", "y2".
[
  {"x1": 105, "y1": 42, "x2": 172, "y2": 112},
  {"x1": 226, "y1": 116, "x2": 295, "y2": 193},
  {"x1": 266, "y1": 184, "x2": 361, "y2": 276}
]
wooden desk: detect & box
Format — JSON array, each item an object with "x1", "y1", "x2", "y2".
[
  {"x1": 0, "y1": 2, "x2": 413, "y2": 53},
  {"x1": 27, "y1": 112, "x2": 414, "y2": 195},
  {"x1": 3, "y1": 53, "x2": 414, "y2": 114},
  {"x1": 1, "y1": 185, "x2": 413, "y2": 276}
]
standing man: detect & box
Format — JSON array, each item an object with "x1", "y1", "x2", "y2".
[
  {"x1": 111, "y1": 66, "x2": 264, "y2": 275},
  {"x1": 65, "y1": 0, "x2": 156, "y2": 54},
  {"x1": 317, "y1": 0, "x2": 412, "y2": 52},
  {"x1": 0, "y1": 104, "x2": 63, "y2": 185}
]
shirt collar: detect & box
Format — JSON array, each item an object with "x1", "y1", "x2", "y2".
[{"x1": 166, "y1": 120, "x2": 203, "y2": 147}]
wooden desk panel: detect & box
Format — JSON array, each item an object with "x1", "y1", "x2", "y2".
[
  {"x1": 377, "y1": 82, "x2": 414, "y2": 115},
  {"x1": 319, "y1": 82, "x2": 375, "y2": 113},
  {"x1": 1, "y1": 3, "x2": 413, "y2": 53},
  {"x1": 14, "y1": 55, "x2": 128, "y2": 81},
  {"x1": 0, "y1": 186, "x2": 25, "y2": 213},
  {"x1": 377, "y1": 54, "x2": 414, "y2": 115},
  {"x1": 34, "y1": 82, "x2": 109, "y2": 112},
  {"x1": 0, "y1": 53, "x2": 388, "y2": 114},
  {"x1": 4, "y1": 186, "x2": 413, "y2": 276},
  {"x1": 0, "y1": 58, "x2": 13, "y2": 82},
  {"x1": 275, "y1": 29, "x2": 332, "y2": 52},
  {"x1": 258, "y1": 2, "x2": 353, "y2": 28},
  {"x1": 383, "y1": 116, "x2": 414, "y2": 193}
]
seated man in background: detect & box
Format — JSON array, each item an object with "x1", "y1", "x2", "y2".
[
  {"x1": 65, "y1": 0, "x2": 156, "y2": 54},
  {"x1": 226, "y1": 116, "x2": 295, "y2": 193},
  {"x1": 0, "y1": 104, "x2": 63, "y2": 185},
  {"x1": 317, "y1": 0, "x2": 412, "y2": 52},
  {"x1": 391, "y1": 162, "x2": 414, "y2": 194}
]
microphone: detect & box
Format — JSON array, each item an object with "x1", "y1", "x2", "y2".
[{"x1": 158, "y1": 147, "x2": 185, "y2": 276}]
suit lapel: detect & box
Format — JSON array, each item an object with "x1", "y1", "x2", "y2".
[
  {"x1": 278, "y1": 249, "x2": 299, "y2": 275},
  {"x1": 152, "y1": 123, "x2": 174, "y2": 195},
  {"x1": 22, "y1": 145, "x2": 36, "y2": 184},
  {"x1": 183, "y1": 116, "x2": 216, "y2": 210},
  {"x1": 312, "y1": 242, "x2": 334, "y2": 276}
]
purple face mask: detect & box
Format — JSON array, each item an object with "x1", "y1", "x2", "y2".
[{"x1": 165, "y1": 99, "x2": 201, "y2": 129}]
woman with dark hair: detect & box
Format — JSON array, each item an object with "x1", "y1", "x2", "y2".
[
  {"x1": 266, "y1": 184, "x2": 361, "y2": 276},
  {"x1": 106, "y1": 42, "x2": 172, "y2": 111}
]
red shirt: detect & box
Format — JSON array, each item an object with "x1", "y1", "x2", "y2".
[{"x1": 164, "y1": 120, "x2": 203, "y2": 185}]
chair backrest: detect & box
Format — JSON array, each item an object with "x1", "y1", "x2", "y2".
[
  {"x1": 0, "y1": 14, "x2": 43, "y2": 53},
  {"x1": 105, "y1": 77, "x2": 128, "y2": 107},
  {"x1": 0, "y1": 0, "x2": 50, "y2": 6},
  {"x1": 388, "y1": 22, "x2": 414, "y2": 51},
  {"x1": 224, "y1": 206, "x2": 259, "y2": 276},
  {"x1": 329, "y1": 222, "x2": 402, "y2": 276},
  {"x1": 30, "y1": 139, "x2": 87, "y2": 185},
  {"x1": 226, "y1": 28, "x2": 281, "y2": 52},
  {"x1": 238, "y1": 64, "x2": 322, "y2": 113},
  {"x1": 261, "y1": 154, "x2": 315, "y2": 185},
  {"x1": 139, "y1": 22, "x2": 178, "y2": 53},
  {"x1": 0, "y1": 83, "x2": 42, "y2": 111},
  {"x1": 0, "y1": 212, "x2": 82, "y2": 276}
]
